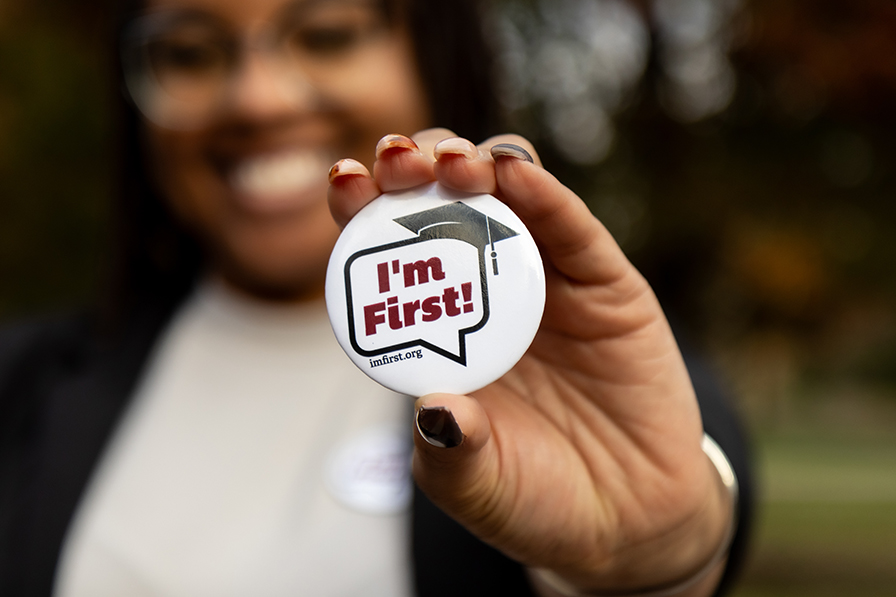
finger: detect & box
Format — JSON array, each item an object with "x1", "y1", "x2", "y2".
[
  {"x1": 411, "y1": 127, "x2": 457, "y2": 160},
  {"x1": 372, "y1": 133, "x2": 437, "y2": 192},
  {"x1": 430, "y1": 132, "x2": 626, "y2": 285},
  {"x1": 482, "y1": 134, "x2": 543, "y2": 167},
  {"x1": 412, "y1": 393, "x2": 498, "y2": 515},
  {"x1": 490, "y1": 147, "x2": 630, "y2": 285},
  {"x1": 327, "y1": 129, "x2": 456, "y2": 227},
  {"x1": 327, "y1": 159, "x2": 381, "y2": 229},
  {"x1": 431, "y1": 133, "x2": 542, "y2": 197},
  {"x1": 432, "y1": 136, "x2": 497, "y2": 194}
]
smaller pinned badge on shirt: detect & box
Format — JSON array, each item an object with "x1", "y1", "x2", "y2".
[
  {"x1": 324, "y1": 426, "x2": 413, "y2": 515},
  {"x1": 326, "y1": 182, "x2": 545, "y2": 396}
]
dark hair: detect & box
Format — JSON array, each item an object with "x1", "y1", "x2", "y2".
[{"x1": 106, "y1": 0, "x2": 501, "y2": 323}]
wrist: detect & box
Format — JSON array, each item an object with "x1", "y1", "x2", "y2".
[{"x1": 532, "y1": 434, "x2": 738, "y2": 597}]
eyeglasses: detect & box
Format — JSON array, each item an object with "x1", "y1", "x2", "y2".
[{"x1": 121, "y1": 0, "x2": 392, "y2": 130}]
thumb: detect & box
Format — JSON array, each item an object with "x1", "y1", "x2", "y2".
[{"x1": 412, "y1": 393, "x2": 499, "y2": 519}]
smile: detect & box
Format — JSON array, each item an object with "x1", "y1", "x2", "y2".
[{"x1": 228, "y1": 149, "x2": 332, "y2": 213}]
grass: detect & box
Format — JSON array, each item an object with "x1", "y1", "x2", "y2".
[{"x1": 729, "y1": 429, "x2": 896, "y2": 597}]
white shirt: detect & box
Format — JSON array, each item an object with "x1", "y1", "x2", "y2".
[{"x1": 55, "y1": 280, "x2": 414, "y2": 597}]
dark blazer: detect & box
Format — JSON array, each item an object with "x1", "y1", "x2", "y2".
[{"x1": 0, "y1": 295, "x2": 753, "y2": 597}]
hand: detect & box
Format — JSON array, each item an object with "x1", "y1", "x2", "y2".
[{"x1": 328, "y1": 130, "x2": 734, "y2": 596}]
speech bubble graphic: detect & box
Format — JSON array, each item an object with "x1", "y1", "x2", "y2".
[
  {"x1": 327, "y1": 183, "x2": 545, "y2": 396},
  {"x1": 344, "y1": 202, "x2": 519, "y2": 365}
]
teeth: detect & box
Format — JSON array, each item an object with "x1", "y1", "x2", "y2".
[{"x1": 231, "y1": 151, "x2": 329, "y2": 198}]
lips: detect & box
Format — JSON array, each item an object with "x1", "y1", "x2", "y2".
[{"x1": 227, "y1": 149, "x2": 333, "y2": 215}]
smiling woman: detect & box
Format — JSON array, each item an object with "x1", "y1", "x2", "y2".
[
  {"x1": 0, "y1": 1, "x2": 753, "y2": 596},
  {"x1": 109, "y1": 0, "x2": 497, "y2": 305},
  {"x1": 131, "y1": 0, "x2": 430, "y2": 299}
]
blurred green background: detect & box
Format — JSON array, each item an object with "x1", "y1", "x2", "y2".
[{"x1": 2, "y1": 0, "x2": 895, "y2": 594}]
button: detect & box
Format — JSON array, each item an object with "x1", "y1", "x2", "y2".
[
  {"x1": 326, "y1": 182, "x2": 545, "y2": 396},
  {"x1": 325, "y1": 425, "x2": 412, "y2": 515}
]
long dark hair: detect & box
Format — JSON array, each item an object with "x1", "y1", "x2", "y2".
[{"x1": 106, "y1": 0, "x2": 501, "y2": 325}]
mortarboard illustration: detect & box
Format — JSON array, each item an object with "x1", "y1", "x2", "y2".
[
  {"x1": 393, "y1": 201, "x2": 520, "y2": 277},
  {"x1": 326, "y1": 182, "x2": 545, "y2": 397}
]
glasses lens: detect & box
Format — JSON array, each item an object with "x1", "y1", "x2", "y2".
[
  {"x1": 145, "y1": 24, "x2": 232, "y2": 102},
  {"x1": 123, "y1": 14, "x2": 235, "y2": 128},
  {"x1": 279, "y1": 1, "x2": 388, "y2": 71}
]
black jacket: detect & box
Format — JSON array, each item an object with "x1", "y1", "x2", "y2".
[{"x1": 0, "y1": 295, "x2": 753, "y2": 596}]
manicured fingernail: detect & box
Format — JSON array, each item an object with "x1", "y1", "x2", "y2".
[
  {"x1": 328, "y1": 158, "x2": 370, "y2": 184},
  {"x1": 434, "y1": 137, "x2": 478, "y2": 160},
  {"x1": 376, "y1": 134, "x2": 419, "y2": 159},
  {"x1": 416, "y1": 406, "x2": 464, "y2": 448},
  {"x1": 490, "y1": 143, "x2": 534, "y2": 163}
]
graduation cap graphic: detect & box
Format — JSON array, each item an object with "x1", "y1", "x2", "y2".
[
  {"x1": 393, "y1": 202, "x2": 519, "y2": 276},
  {"x1": 342, "y1": 202, "x2": 520, "y2": 366}
]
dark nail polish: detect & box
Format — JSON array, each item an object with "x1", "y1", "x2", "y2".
[
  {"x1": 416, "y1": 406, "x2": 465, "y2": 448},
  {"x1": 490, "y1": 143, "x2": 534, "y2": 163}
]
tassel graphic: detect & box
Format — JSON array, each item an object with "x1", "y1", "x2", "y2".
[{"x1": 487, "y1": 218, "x2": 499, "y2": 275}]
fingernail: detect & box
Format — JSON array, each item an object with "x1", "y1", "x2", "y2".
[
  {"x1": 490, "y1": 143, "x2": 534, "y2": 163},
  {"x1": 416, "y1": 406, "x2": 465, "y2": 448},
  {"x1": 376, "y1": 134, "x2": 420, "y2": 159},
  {"x1": 328, "y1": 158, "x2": 369, "y2": 184},
  {"x1": 433, "y1": 137, "x2": 478, "y2": 160}
]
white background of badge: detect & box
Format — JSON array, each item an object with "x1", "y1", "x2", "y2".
[{"x1": 326, "y1": 183, "x2": 545, "y2": 396}]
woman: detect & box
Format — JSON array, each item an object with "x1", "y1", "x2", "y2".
[{"x1": 0, "y1": 0, "x2": 752, "y2": 595}]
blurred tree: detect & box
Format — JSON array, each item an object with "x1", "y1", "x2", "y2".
[
  {"x1": 491, "y1": 0, "x2": 896, "y2": 415},
  {"x1": 0, "y1": 0, "x2": 112, "y2": 318},
  {"x1": 2, "y1": 0, "x2": 895, "y2": 409}
]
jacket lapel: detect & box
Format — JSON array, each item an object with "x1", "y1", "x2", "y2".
[
  {"x1": 5, "y1": 296, "x2": 177, "y2": 596},
  {"x1": 412, "y1": 484, "x2": 535, "y2": 597}
]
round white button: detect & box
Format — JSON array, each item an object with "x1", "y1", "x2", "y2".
[{"x1": 326, "y1": 182, "x2": 545, "y2": 396}]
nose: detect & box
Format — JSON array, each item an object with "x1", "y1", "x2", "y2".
[{"x1": 222, "y1": 47, "x2": 318, "y2": 122}]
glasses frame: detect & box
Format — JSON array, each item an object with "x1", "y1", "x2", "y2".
[{"x1": 120, "y1": 0, "x2": 394, "y2": 130}]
